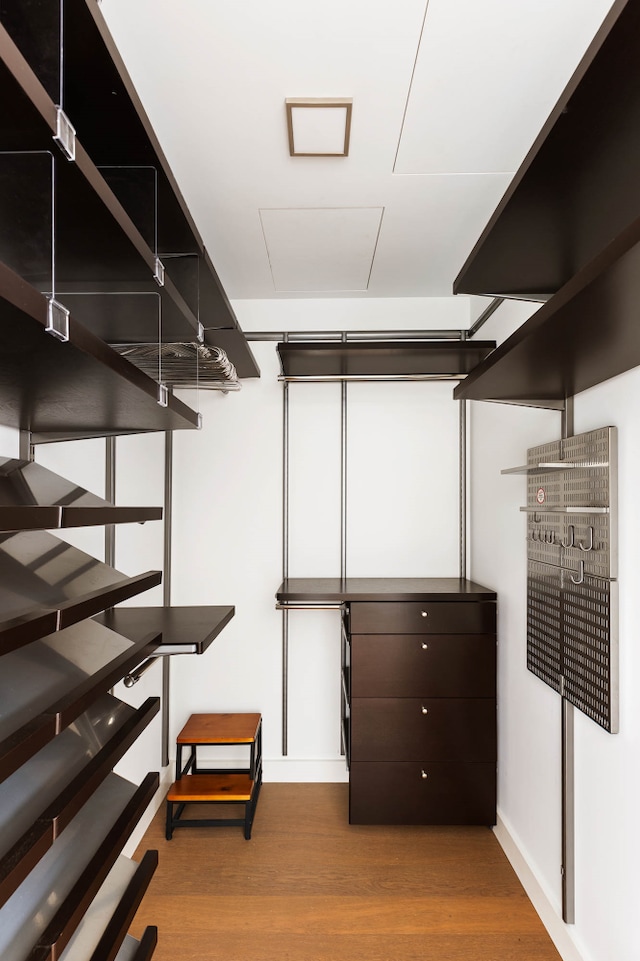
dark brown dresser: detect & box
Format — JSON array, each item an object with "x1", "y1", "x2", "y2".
[{"x1": 276, "y1": 578, "x2": 497, "y2": 826}]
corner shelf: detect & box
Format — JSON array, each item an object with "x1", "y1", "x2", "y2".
[
  {"x1": 277, "y1": 340, "x2": 496, "y2": 380},
  {"x1": 453, "y1": 0, "x2": 640, "y2": 406}
]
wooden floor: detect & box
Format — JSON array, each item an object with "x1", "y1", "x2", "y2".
[{"x1": 130, "y1": 783, "x2": 561, "y2": 961}]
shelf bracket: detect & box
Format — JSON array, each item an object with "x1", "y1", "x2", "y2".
[
  {"x1": 46, "y1": 298, "x2": 70, "y2": 342},
  {"x1": 53, "y1": 107, "x2": 76, "y2": 161},
  {"x1": 153, "y1": 257, "x2": 165, "y2": 287}
]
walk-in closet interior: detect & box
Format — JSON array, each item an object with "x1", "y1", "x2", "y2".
[{"x1": 0, "y1": 1, "x2": 638, "y2": 960}]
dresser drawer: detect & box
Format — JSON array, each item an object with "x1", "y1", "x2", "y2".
[
  {"x1": 349, "y1": 601, "x2": 496, "y2": 635},
  {"x1": 351, "y1": 634, "x2": 495, "y2": 697},
  {"x1": 349, "y1": 761, "x2": 496, "y2": 825},
  {"x1": 350, "y1": 698, "x2": 496, "y2": 762}
]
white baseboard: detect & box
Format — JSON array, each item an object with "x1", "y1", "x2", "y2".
[
  {"x1": 263, "y1": 757, "x2": 349, "y2": 782},
  {"x1": 494, "y1": 811, "x2": 587, "y2": 961}
]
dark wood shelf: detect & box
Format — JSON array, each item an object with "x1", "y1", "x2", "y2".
[
  {"x1": 0, "y1": 260, "x2": 201, "y2": 441},
  {"x1": 454, "y1": 0, "x2": 635, "y2": 299},
  {"x1": 114, "y1": 928, "x2": 158, "y2": 961},
  {"x1": 0, "y1": 622, "x2": 161, "y2": 783},
  {"x1": 0, "y1": 13, "x2": 259, "y2": 378},
  {"x1": 0, "y1": 529, "x2": 162, "y2": 654},
  {"x1": 94, "y1": 605, "x2": 235, "y2": 655},
  {"x1": 0, "y1": 457, "x2": 162, "y2": 532},
  {"x1": 453, "y1": 214, "x2": 640, "y2": 405},
  {"x1": 277, "y1": 341, "x2": 496, "y2": 379},
  {"x1": 277, "y1": 578, "x2": 497, "y2": 604},
  {"x1": 19, "y1": 773, "x2": 158, "y2": 961},
  {"x1": 77, "y1": 850, "x2": 158, "y2": 961},
  {"x1": 452, "y1": 0, "x2": 640, "y2": 406},
  {"x1": 0, "y1": 696, "x2": 159, "y2": 907}
]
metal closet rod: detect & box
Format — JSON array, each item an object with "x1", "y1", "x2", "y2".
[
  {"x1": 279, "y1": 374, "x2": 465, "y2": 383},
  {"x1": 246, "y1": 329, "x2": 469, "y2": 342}
]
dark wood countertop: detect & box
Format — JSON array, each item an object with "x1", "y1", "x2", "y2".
[{"x1": 276, "y1": 578, "x2": 496, "y2": 603}]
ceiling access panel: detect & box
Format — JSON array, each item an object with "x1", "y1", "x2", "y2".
[{"x1": 454, "y1": 0, "x2": 639, "y2": 300}]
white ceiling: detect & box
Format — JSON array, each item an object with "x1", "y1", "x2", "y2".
[{"x1": 101, "y1": 0, "x2": 616, "y2": 305}]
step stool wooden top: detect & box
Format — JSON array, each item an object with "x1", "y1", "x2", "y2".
[
  {"x1": 177, "y1": 712, "x2": 261, "y2": 745},
  {"x1": 167, "y1": 773, "x2": 254, "y2": 803}
]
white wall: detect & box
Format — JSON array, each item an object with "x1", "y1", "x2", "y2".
[
  {"x1": 469, "y1": 301, "x2": 640, "y2": 961},
  {"x1": 168, "y1": 298, "x2": 465, "y2": 779}
]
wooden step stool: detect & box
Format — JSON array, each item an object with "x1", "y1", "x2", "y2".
[{"x1": 165, "y1": 713, "x2": 262, "y2": 840}]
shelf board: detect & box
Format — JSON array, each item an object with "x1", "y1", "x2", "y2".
[
  {"x1": 94, "y1": 605, "x2": 235, "y2": 655},
  {"x1": 454, "y1": 0, "x2": 638, "y2": 300},
  {"x1": 57, "y1": 851, "x2": 157, "y2": 961},
  {"x1": 0, "y1": 695, "x2": 159, "y2": 907},
  {"x1": 451, "y1": 0, "x2": 640, "y2": 406},
  {"x1": 0, "y1": 621, "x2": 161, "y2": 783},
  {"x1": 277, "y1": 340, "x2": 496, "y2": 379},
  {"x1": 0, "y1": 457, "x2": 162, "y2": 532},
  {"x1": 519, "y1": 506, "x2": 609, "y2": 514},
  {"x1": 0, "y1": 529, "x2": 161, "y2": 654},
  {"x1": 502, "y1": 462, "x2": 608, "y2": 474},
  {"x1": 0, "y1": 772, "x2": 157, "y2": 961},
  {"x1": 277, "y1": 578, "x2": 497, "y2": 604},
  {"x1": 114, "y1": 929, "x2": 158, "y2": 961},
  {"x1": 453, "y1": 214, "x2": 640, "y2": 405},
  {"x1": 0, "y1": 259, "x2": 200, "y2": 440}
]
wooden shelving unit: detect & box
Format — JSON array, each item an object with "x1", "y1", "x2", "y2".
[
  {"x1": 453, "y1": 0, "x2": 640, "y2": 407},
  {"x1": 0, "y1": 2, "x2": 243, "y2": 957}
]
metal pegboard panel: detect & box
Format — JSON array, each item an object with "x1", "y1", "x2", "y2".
[
  {"x1": 523, "y1": 426, "x2": 618, "y2": 733},
  {"x1": 527, "y1": 440, "x2": 563, "y2": 569},
  {"x1": 562, "y1": 574, "x2": 618, "y2": 733},
  {"x1": 527, "y1": 561, "x2": 562, "y2": 693}
]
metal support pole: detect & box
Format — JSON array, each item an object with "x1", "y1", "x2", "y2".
[
  {"x1": 105, "y1": 437, "x2": 116, "y2": 568},
  {"x1": 282, "y1": 374, "x2": 290, "y2": 756},
  {"x1": 459, "y1": 398, "x2": 467, "y2": 580},
  {"x1": 162, "y1": 429, "x2": 173, "y2": 768},
  {"x1": 19, "y1": 430, "x2": 33, "y2": 462},
  {"x1": 341, "y1": 334, "x2": 348, "y2": 582},
  {"x1": 561, "y1": 395, "x2": 575, "y2": 924}
]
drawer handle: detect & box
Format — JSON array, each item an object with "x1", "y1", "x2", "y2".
[
  {"x1": 421, "y1": 642, "x2": 428, "y2": 650},
  {"x1": 420, "y1": 610, "x2": 428, "y2": 618},
  {"x1": 421, "y1": 705, "x2": 429, "y2": 715},
  {"x1": 420, "y1": 770, "x2": 428, "y2": 779}
]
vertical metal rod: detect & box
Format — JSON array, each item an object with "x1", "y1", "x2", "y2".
[
  {"x1": 19, "y1": 430, "x2": 33, "y2": 462},
  {"x1": 341, "y1": 370, "x2": 348, "y2": 582},
  {"x1": 162, "y1": 429, "x2": 173, "y2": 768},
  {"x1": 459, "y1": 398, "x2": 467, "y2": 580},
  {"x1": 104, "y1": 437, "x2": 116, "y2": 568},
  {"x1": 282, "y1": 367, "x2": 290, "y2": 757},
  {"x1": 561, "y1": 395, "x2": 575, "y2": 924}
]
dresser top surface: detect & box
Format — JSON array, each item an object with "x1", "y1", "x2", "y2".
[{"x1": 276, "y1": 578, "x2": 496, "y2": 603}]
